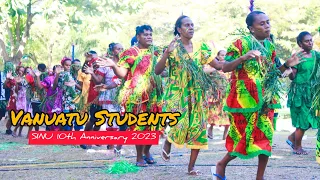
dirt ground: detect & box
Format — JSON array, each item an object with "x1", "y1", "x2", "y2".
[{"x1": 0, "y1": 118, "x2": 319, "y2": 180}]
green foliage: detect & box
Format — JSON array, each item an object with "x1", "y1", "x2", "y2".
[
  {"x1": 21, "y1": 0, "x2": 145, "y2": 66},
  {"x1": 1, "y1": 0, "x2": 320, "y2": 68},
  {"x1": 101, "y1": 160, "x2": 140, "y2": 174}
]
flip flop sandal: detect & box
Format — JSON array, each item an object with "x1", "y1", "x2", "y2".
[
  {"x1": 143, "y1": 155, "x2": 157, "y2": 164},
  {"x1": 286, "y1": 139, "x2": 294, "y2": 150},
  {"x1": 161, "y1": 143, "x2": 171, "y2": 162},
  {"x1": 136, "y1": 160, "x2": 148, "y2": 167},
  {"x1": 211, "y1": 166, "x2": 227, "y2": 180}
]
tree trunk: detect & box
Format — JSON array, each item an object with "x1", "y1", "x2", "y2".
[
  {"x1": 29, "y1": 53, "x2": 39, "y2": 65},
  {"x1": 0, "y1": 1, "x2": 35, "y2": 66},
  {"x1": 0, "y1": 38, "x2": 9, "y2": 61}
]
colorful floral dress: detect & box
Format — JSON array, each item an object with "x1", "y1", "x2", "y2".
[
  {"x1": 163, "y1": 41, "x2": 215, "y2": 149},
  {"x1": 118, "y1": 45, "x2": 163, "y2": 131},
  {"x1": 41, "y1": 75, "x2": 63, "y2": 131},
  {"x1": 15, "y1": 77, "x2": 31, "y2": 113},
  {"x1": 205, "y1": 68, "x2": 230, "y2": 126},
  {"x1": 309, "y1": 50, "x2": 320, "y2": 165},
  {"x1": 57, "y1": 71, "x2": 77, "y2": 111},
  {"x1": 224, "y1": 36, "x2": 279, "y2": 159},
  {"x1": 5, "y1": 76, "x2": 30, "y2": 113},
  {"x1": 71, "y1": 70, "x2": 81, "y2": 97},
  {"x1": 99, "y1": 67, "x2": 122, "y2": 131}
]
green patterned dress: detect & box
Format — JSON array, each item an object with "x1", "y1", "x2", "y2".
[
  {"x1": 309, "y1": 50, "x2": 320, "y2": 165},
  {"x1": 288, "y1": 50, "x2": 318, "y2": 130},
  {"x1": 223, "y1": 36, "x2": 279, "y2": 159},
  {"x1": 317, "y1": 133, "x2": 320, "y2": 165},
  {"x1": 163, "y1": 41, "x2": 214, "y2": 149}
]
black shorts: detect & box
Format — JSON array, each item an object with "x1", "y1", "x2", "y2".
[
  {"x1": 89, "y1": 104, "x2": 102, "y2": 123},
  {"x1": 31, "y1": 102, "x2": 42, "y2": 117},
  {"x1": 119, "y1": 116, "x2": 127, "y2": 131}
]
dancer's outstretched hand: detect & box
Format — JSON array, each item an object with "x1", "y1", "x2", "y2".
[
  {"x1": 55, "y1": 66, "x2": 64, "y2": 74},
  {"x1": 97, "y1": 57, "x2": 116, "y2": 67},
  {"x1": 34, "y1": 70, "x2": 41, "y2": 77},
  {"x1": 285, "y1": 50, "x2": 307, "y2": 67},
  {"x1": 6, "y1": 71, "x2": 13, "y2": 79},
  {"x1": 28, "y1": 69, "x2": 35, "y2": 76},
  {"x1": 164, "y1": 35, "x2": 180, "y2": 54},
  {"x1": 94, "y1": 84, "x2": 107, "y2": 92},
  {"x1": 83, "y1": 65, "x2": 94, "y2": 74}
]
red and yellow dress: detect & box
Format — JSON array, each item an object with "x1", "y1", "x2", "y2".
[
  {"x1": 117, "y1": 45, "x2": 163, "y2": 131},
  {"x1": 224, "y1": 36, "x2": 279, "y2": 159}
]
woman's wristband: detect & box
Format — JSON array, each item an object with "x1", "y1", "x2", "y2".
[{"x1": 283, "y1": 62, "x2": 290, "y2": 69}]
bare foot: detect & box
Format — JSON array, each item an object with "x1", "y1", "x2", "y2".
[
  {"x1": 135, "y1": 159, "x2": 148, "y2": 167},
  {"x1": 214, "y1": 162, "x2": 226, "y2": 180},
  {"x1": 188, "y1": 168, "x2": 202, "y2": 176}
]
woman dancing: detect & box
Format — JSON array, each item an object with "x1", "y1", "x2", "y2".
[{"x1": 213, "y1": 11, "x2": 305, "y2": 180}]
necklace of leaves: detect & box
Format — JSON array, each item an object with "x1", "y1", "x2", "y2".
[
  {"x1": 150, "y1": 45, "x2": 164, "y2": 98},
  {"x1": 171, "y1": 40, "x2": 216, "y2": 142},
  {"x1": 249, "y1": 35, "x2": 283, "y2": 111},
  {"x1": 309, "y1": 51, "x2": 320, "y2": 113},
  {"x1": 176, "y1": 40, "x2": 219, "y2": 99}
]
